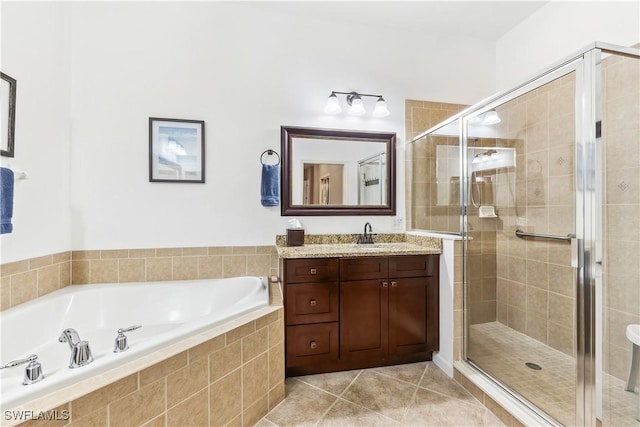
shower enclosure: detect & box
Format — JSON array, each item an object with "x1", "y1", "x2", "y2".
[{"x1": 408, "y1": 42, "x2": 640, "y2": 426}]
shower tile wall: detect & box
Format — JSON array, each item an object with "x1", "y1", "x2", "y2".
[
  {"x1": 494, "y1": 73, "x2": 577, "y2": 357},
  {"x1": 602, "y1": 52, "x2": 640, "y2": 382},
  {"x1": 405, "y1": 100, "x2": 466, "y2": 233}
]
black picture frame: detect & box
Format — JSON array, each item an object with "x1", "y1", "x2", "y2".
[
  {"x1": 1, "y1": 72, "x2": 17, "y2": 158},
  {"x1": 149, "y1": 117, "x2": 205, "y2": 183}
]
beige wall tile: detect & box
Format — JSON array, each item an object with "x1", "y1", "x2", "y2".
[
  {"x1": 182, "y1": 247, "x2": 207, "y2": 256},
  {"x1": 549, "y1": 294, "x2": 575, "y2": 328},
  {"x1": 72, "y1": 250, "x2": 101, "y2": 260},
  {"x1": 29, "y1": 254, "x2": 53, "y2": 269},
  {"x1": 242, "y1": 394, "x2": 268, "y2": 427},
  {"x1": 167, "y1": 356, "x2": 208, "y2": 408},
  {"x1": 246, "y1": 255, "x2": 271, "y2": 276},
  {"x1": 109, "y1": 379, "x2": 166, "y2": 427},
  {"x1": 167, "y1": 388, "x2": 208, "y2": 427},
  {"x1": 140, "y1": 352, "x2": 187, "y2": 387},
  {"x1": 208, "y1": 247, "x2": 234, "y2": 255},
  {"x1": 19, "y1": 403, "x2": 70, "y2": 427},
  {"x1": 119, "y1": 259, "x2": 146, "y2": 283},
  {"x1": 71, "y1": 374, "x2": 137, "y2": 419},
  {"x1": 268, "y1": 318, "x2": 284, "y2": 349},
  {"x1": 172, "y1": 256, "x2": 198, "y2": 280},
  {"x1": 256, "y1": 310, "x2": 279, "y2": 330},
  {"x1": 141, "y1": 414, "x2": 166, "y2": 427},
  {"x1": 223, "y1": 255, "x2": 247, "y2": 278},
  {"x1": 198, "y1": 256, "x2": 223, "y2": 279},
  {"x1": 52, "y1": 251, "x2": 71, "y2": 264},
  {"x1": 129, "y1": 248, "x2": 156, "y2": 258},
  {"x1": 60, "y1": 261, "x2": 71, "y2": 287},
  {"x1": 210, "y1": 369, "x2": 242, "y2": 426},
  {"x1": 232, "y1": 246, "x2": 257, "y2": 254},
  {"x1": 157, "y1": 248, "x2": 182, "y2": 257},
  {"x1": 101, "y1": 249, "x2": 129, "y2": 259},
  {"x1": 72, "y1": 260, "x2": 90, "y2": 285},
  {"x1": 242, "y1": 327, "x2": 268, "y2": 363},
  {"x1": 210, "y1": 341, "x2": 242, "y2": 383},
  {"x1": 90, "y1": 259, "x2": 118, "y2": 284},
  {"x1": 1, "y1": 276, "x2": 10, "y2": 310},
  {"x1": 147, "y1": 257, "x2": 172, "y2": 281},
  {"x1": 1, "y1": 259, "x2": 29, "y2": 277},
  {"x1": 11, "y1": 270, "x2": 37, "y2": 306},
  {"x1": 242, "y1": 352, "x2": 269, "y2": 407},
  {"x1": 268, "y1": 344, "x2": 284, "y2": 389},
  {"x1": 37, "y1": 264, "x2": 60, "y2": 296},
  {"x1": 227, "y1": 321, "x2": 256, "y2": 344},
  {"x1": 188, "y1": 334, "x2": 225, "y2": 362},
  {"x1": 67, "y1": 407, "x2": 107, "y2": 427},
  {"x1": 269, "y1": 382, "x2": 285, "y2": 411}
]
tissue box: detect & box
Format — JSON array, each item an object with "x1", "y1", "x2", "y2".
[{"x1": 286, "y1": 229, "x2": 304, "y2": 247}]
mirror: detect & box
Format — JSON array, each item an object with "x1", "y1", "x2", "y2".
[{"x1": 281, "y1": 126, "x2": 396, "y2": 216}]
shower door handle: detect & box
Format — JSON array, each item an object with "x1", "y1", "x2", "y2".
[{"x1": 571, "y1": 237, "x2": 583, "y2": 268}]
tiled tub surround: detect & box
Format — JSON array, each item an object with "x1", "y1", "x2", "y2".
[
  {"x1": 1, "y1": 246, "x2": 280, "y2": 311},
  {"x1": 0, "y1": 245, "x2": 284, "y2": 427},
  {"x1": 8, "y1": 305, "x2": 284, "y2": 427}
]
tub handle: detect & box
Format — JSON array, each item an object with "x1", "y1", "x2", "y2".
[
  {"x1": 0, "y1": 354, "x2": 45, "y2": 385},
  {"x1": 114, "y1": 325, "x2": 142, "y2": 353}
]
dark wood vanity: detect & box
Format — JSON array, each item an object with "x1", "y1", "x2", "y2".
[{"x1": 283, "y1": 254, "x2": 439, "y2": 376}]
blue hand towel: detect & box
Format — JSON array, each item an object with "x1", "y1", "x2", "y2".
[
  {"x1": 0, "y1": 167, "x2": 14, "y2": 234},
  {"x1": 261, "y1": 164, "x2": 280, "y2": 207}
]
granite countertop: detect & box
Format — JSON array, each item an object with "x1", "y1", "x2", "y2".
[
  {"x1": 275, "y1": 233, "x2": 442, "y2": 259},
  {"x1": 276, "y1": 241, "x2": 441, "y2": 259}
]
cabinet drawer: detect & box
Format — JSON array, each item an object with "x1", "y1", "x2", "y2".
[
  {"x1": 286, "y1": 282, "x2": 339, "y2": 325},
  {"x1": 285, "y1": 258, "x2": 338, "y2": 283},
  {"x1": 286, "y1": 323, "x2": 339, "y2": 367},
  {"x1": 339, "y1": 257, "x2": 388, "y2": 281},
  {"x1": 389, "y1": 255, "x2": 436, "y2": 278}
]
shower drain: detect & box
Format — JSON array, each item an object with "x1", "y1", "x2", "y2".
[{"x1": 525, "y1": 362, "x2": 542, "y2": 370}]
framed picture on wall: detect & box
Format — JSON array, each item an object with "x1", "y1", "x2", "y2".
[
  {"x1": 149, "y1": 117, "x2": 205, "y2": 183},
  {"x1": 1, "y1": 72, "x2": 17, "y2": 158}
]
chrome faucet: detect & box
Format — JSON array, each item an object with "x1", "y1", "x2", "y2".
[
  {"x1": 0, "y1": 354, "x2": 45, "y2": 385},
  {"x1": 357, "y1": 222, "x2": 375, "y2": 244},
  {"x1": 59, "y1": 328, "x2": 94, "y2": 368}
]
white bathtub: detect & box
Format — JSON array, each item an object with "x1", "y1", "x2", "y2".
[{"x1": 0, "y1": 276, "x2": 269, "y2": 411}]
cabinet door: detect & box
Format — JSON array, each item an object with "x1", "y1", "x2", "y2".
[
  {"x1": 388, "y1": 276, "x2": 438, "y2": 356},
  {"x1": 340, "y1": 279, "x2": 389, "y2": 362}
]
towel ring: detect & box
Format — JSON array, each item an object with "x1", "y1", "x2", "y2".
[{"x1": 260, "y1": 149, "x2": 280, "y2": 166}]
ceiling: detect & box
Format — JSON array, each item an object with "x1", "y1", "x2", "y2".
[{"x1": 245, "y1": 1, "x2": 548, "y2": 40}]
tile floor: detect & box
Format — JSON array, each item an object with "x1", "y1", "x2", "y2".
[
  {"x1": 468, "y1": 322, "x2": 640, "y2": 427},
  {"x1": 257, "y1": 361, "x2": 505, "y2": 426}
]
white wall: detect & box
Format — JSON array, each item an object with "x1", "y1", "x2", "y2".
[
  {"x1": 496, "y1": 1, "x2": 640, "y2": 90},
  {"x1": 68, "y1": 2, "x2": 496, "y2": 250},
  {"x1": 0, "y1": 2, "x2": 72, "y2": 263}
]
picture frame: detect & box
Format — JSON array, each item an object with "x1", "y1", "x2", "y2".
[
  {"x1": 1, "y1": 72, "x2": 17, "y2": 158},
  {"x1": 149, "y1": 117, "x2": 205, "y2": 183}
]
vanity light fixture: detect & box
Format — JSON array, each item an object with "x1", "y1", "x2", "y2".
[{"x1": 324, "y1": 91, "x2": 390, "y2": 117}]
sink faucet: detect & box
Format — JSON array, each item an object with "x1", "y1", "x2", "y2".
[
  {"x1": 59, "y1": 328, "x2": 94, "y2": 368},
  {"x1": 357, "y1": 222, "x2": 375, "y2": 244}
]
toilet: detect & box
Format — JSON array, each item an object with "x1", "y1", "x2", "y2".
[{"x1": 625, "y1": 324, "x2": 640, "y2": 421}]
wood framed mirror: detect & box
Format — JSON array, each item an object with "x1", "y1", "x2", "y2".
[{"x1": 281, "y1": 126, "x2": 396, "y2": 216}]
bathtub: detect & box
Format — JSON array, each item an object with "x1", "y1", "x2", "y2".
[{"x1": 0, "y1": 276, "x2": 270, "y2": 412}]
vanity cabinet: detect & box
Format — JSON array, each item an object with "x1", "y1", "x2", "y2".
[{"x1": 283, "y1": 254, "x2": 439, "y2": 376}]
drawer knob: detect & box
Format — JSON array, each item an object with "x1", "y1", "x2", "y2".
[
  {"x1": 382, "y1": 281, "x2": 389, "y2": 287},
  {"x1": 309, "y1": 299, "x2": 317, "y2": 306},
  {"x1": 310, "y1": 341, "x2": 317, "y2": 349},
  {"x1": 310, "y1": 268, "x2": 317, "y2": 275},
  {"x1": 391, "y1": 281, "x2": 398, "y2": 287}
]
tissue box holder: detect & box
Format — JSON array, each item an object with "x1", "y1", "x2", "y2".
[{"x1": 286, "y1": 229, "x2": 304, "y2": 247}]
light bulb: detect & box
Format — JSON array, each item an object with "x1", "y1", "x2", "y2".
[
  {"x1": 348, "y1": 95, "x2": 366, "y2": 115},
  {"x1": 482, "y1": 110, "x2": 501, "y2": 125},
  {"x1": 324, "y1": 92, "x2": 342, "y2": 114},
  {"x1": 372, "y1": 96, "x2": 390, "y2": 118}
]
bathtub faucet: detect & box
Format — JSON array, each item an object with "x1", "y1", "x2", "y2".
[{"x1": 59, "y1": 328, "x2": 94, "y2": 368}]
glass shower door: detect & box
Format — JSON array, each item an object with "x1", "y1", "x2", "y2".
[
  {"x1": 598, "y1": 48, "x2": 640, "y2": 427},
  {"x1": 464, "y1": 64, "x2": 580, "y2": 426}
]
